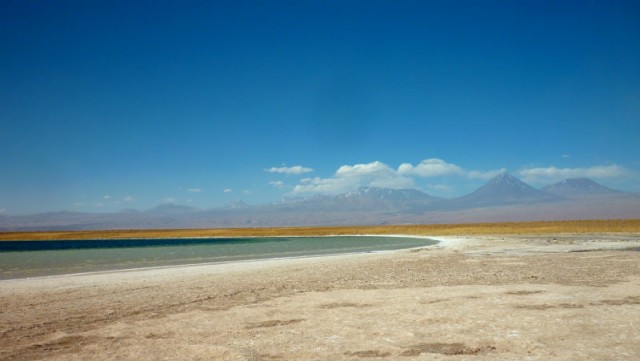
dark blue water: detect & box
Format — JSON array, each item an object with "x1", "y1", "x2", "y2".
[
  {"x1": 0, "y1": 237, "x2": 285, "y2": 252},
  {"x1": 0, "y1": 236, "x2": 436, "y2": 280}
]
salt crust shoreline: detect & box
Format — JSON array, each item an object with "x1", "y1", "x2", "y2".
[
  {"x1": 2, "y1": 233, "x2": 640, "y2": 360},
  {"x1": 0, "y1": 234, "x2": 444, "y2": 286},
  {"x1": 2, "y1": 233, "x2": 635, "y2": 290}
]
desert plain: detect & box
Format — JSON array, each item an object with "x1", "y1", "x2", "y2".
[{"x1": 1, "y1": 220, "x2": 640, "y2": 360}]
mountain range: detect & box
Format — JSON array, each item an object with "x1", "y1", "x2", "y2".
[{"x1": 1, "y1": 173, "x2": 638, "y2": 231}]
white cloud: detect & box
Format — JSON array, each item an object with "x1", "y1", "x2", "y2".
[
  {"x1": 163, "y1": 197, "x2": 178, "y2": 203},
  {"x1": 186, "y1": 188, "x2": 202, "y2": 193},
  {"x1": 561, "y1": 154, "x2": 571, "y2": 159},
  {"x1": 123, "y1": 196, "x2": 135, "y2": 202},
  {"x1": 291, "y1": 159, "x2": 507, "y2": 195},
  {"x1": 293, "y1": 176, "x2": 352, "y2": 194},
  {"x1": 519, "y1": 165, "x2": 629, "y2": 184},
  {"x1": 398, "y1": 158, "x2": 463, "y2": 177},
  {"x1": 336, "y1": 161, "x2": 393, "y2": 177},
  {"x1": 102, "y1": 195, "x2": 112, "y2": 200},
  {"x1": 293, "y1": 161, "x2": 414, "y2": 195},
  {"x1": 398, "y1": 158, "x2": 504, "y2": 180},
  {"x1": 266, "y1": 165, "x2": 314, "y2": 175},
  {"x1": 0, "y1": 207, "x2": 6, "y2": 213},
  {"x1": 269, "y1": 181, "x2": 285, "y2": 188},
  {"x1": 223, "y1": 188, "x2": 232, "y2": 193}
]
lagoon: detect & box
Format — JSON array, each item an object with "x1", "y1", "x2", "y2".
[{"x1": 0, "y1": 236, "x2": 436, "y2": 280}]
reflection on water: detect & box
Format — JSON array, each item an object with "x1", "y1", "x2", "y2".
[{"x1": 0, "y1": 236, "x2": 436, "y2": 280}]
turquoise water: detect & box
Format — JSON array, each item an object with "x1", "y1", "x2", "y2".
[{"x1": 0, "y1": 236, "x2": 436, "y2": 280}]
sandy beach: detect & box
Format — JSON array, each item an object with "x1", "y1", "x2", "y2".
[{"x1": 1, "y1": 233, "x2": 640, "y2": 360}]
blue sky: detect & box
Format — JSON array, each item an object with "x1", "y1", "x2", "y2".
[{"x1": 1, "y1": 0, "x2": 639, "y2": 214}]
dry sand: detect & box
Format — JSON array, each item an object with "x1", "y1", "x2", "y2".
[{"x1": 1, "y1": 233, "x2": 640, "y2": 360}]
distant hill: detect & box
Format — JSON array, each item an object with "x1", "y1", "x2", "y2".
[
  {"x1": 340, "y1": 187, "x2": 439, "y2": 212},
  {"x1": 146, "y1": 204, "x2": 201, "y2": 215},
  {"x1": 223, "y1": 200, "x2": 251, "y2": 210},
  {"x1": 542, "y1": 178, "x2": 624, "y2": 198},
  {"x1": 0, "y1": 175, "x2": 638, "y2": 231},
  {"x1": 269, "y1": 187, "x2": 439, "y2": 213},
  {"x1": 345, "y1": 187, "x2": 436, "y2": 202},
  {"x1": 452, "y1": 172, "x2": 559, "y2": 208}
]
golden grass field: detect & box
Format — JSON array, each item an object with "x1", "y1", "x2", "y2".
[{"x1": 1, "y1": 219, "x2": 639, "y2": 240}]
